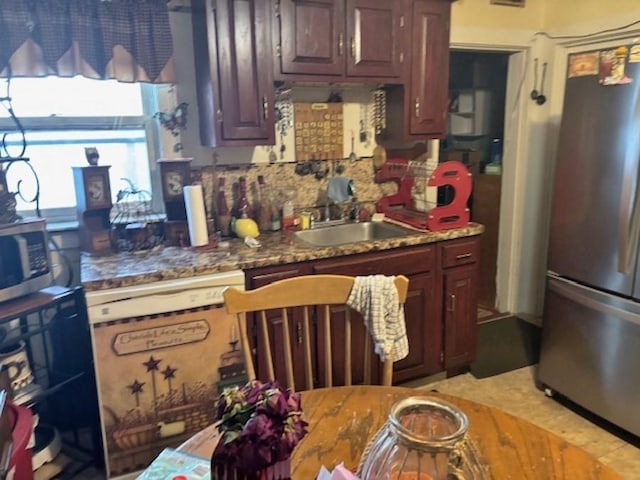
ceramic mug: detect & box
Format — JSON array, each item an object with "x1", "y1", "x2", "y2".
[{"x1": 0, "y1": 341, "x2": 34, "y2": 393}]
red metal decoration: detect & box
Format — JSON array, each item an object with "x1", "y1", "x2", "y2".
[
  {"x1": 374, "y1": 158, "x2": 471, "y2": 232},
  {"x1": 427, "y1": 161, "x2": 471, "y2": 231}
]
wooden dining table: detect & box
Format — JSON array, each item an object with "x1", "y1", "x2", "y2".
[{"x1": 180, "y1": 385, "x2": 621, "y2": 479}]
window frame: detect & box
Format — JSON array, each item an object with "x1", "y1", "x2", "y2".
[{"x1": 0, "y1": 82, "x2": 163, "y2": 224}]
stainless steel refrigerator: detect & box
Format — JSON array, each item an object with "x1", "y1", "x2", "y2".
[{"x1": 539, "y1": 44, "x2": 640, "y2": 437}]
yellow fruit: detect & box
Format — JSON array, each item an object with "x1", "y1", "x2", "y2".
[{"x1": 234, "y1": 218, "x2": 260, "y2": 238}]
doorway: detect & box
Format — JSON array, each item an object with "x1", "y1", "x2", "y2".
[{"x1": 443, "y1": 50, "x2": 510, "y2": 317}]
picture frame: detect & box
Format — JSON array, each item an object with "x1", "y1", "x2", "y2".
[{"x1": 490, "y1": 0, "x2": 525, "y2": 6}]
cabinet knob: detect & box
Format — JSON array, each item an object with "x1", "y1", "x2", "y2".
[
  {"x1": 262, "y1": 97, "x2": 269, "y2": 120},
  {"x1": 351, "y1": 37, "x2": 355, "y2": 58},
  {"x1": 414, "y1": 97, "x2": 421, "y2": 118},
  {"x1": 448, "y1": 294, "x2": 456, "y2": 313},
  {"x1": 338, "y1": 34, "x2": 344, "y2": 56}
]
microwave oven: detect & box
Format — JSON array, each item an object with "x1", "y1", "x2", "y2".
[{"x1": 0, "y1": 218, "x2": 52, "y2": 303}]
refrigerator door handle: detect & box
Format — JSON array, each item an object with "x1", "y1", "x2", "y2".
[
  {"x1": 617, "y1": 95, "x2": 640, "y2": 274},
  {"x1": 549, "y1": 274, "x2": 640, "y2": 327}
]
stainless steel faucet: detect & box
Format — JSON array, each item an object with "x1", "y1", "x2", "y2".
[{"x1": 351, "y1": 198, "x2": 361, "y2": 223}]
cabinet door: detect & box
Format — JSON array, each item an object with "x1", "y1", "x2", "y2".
[
  {"x1": 346, "y1": 0, "x2": 403, "y2": 78},
  {"x1": 314, "y1": 246, "x2": 436, "y2": 385},
  {"x1": 245, "y1": 264, "x2": 313, "y2": 390},
  {"x1": 278, "y1": 0, "x2": 345, "y2": 76},
  {"x1": 315, "y1": 304, "x2": 379, "y2": 387},
  {"x1": 193, "y1": 0, "x2": 275, "y2": 146},
  {"x1": 443, "y1": 264, "x2": 478, "y2": 369},
  {"x1": 313, "y1": 258, "x2": 383, "y2": 387},
  {"x1": 408, "y1": 0, "x2": 450, "y2": 137},
  {"x1": 393, "y1": 271, "x2": 442, "y2": 383}
]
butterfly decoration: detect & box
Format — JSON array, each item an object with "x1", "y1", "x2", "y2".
[{"x1": 154, "y1": 102, "x2": 189, "y2": 152}]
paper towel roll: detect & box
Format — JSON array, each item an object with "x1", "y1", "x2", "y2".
[{"x1": 183, "y1": 185, "x2": 209, "y2": 247}]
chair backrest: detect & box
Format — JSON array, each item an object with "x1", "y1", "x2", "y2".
[{"x1": 224, "y1": 274, "x2": 409, "y2": 391}]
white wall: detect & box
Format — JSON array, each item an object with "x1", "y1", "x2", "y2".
[
  {"x1": 543, "y1": 0, "x2": 640, "y2": 32},
  {"x1": 450, "y1": 0, "x2": 550, "y2": 317}
]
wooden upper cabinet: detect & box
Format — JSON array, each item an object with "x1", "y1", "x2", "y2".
[
  {"x1": 275, "y1": 0, "x2": 403, "y2": 81},
  {"x1": 346, "y1": 0, "x2": 403, "y2": 78},
  {"x1": 192, "y1": 0, "x2": 275, "y2": 146},
  {"x1": 408, "y1": 0, "x2": 451, "y2": 137},
  {"x1": 278, "y1": 0, "x2": 344, "y2": 76}
]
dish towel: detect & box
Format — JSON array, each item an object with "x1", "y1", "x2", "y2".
[
  {"x1": 346, "y1": 275, "x2": 409, "y2": 362},
  {"x1": 327, "y1": 176, "x2": 353, "y2": 203}
]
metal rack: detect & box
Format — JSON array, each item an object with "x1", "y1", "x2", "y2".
[{"x1": 0, "y1": 286, "x2": 102, "y2": 477}]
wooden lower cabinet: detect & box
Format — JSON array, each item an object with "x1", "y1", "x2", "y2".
[
  {"x1": 312, "y1": 245, "x2": 438, "y2": 384},
  {"x1": 245, "y1": 263, "x2": 313, "y2": 390},
  {"x1": 439, "y1": 237, "x2": 480, "y2": 371},
  {"x1": 443, "y1": 264, "x2": 478, "y2": 369},
  {"x1": 394, "y1": 271, "x2": 442, "y2": 382},
  {"x1": 314, "y1": 303, "x2": 378, "y2": 387},
  {"x1": 243, "y1": 237, "x2": 479, "y2": 386}
]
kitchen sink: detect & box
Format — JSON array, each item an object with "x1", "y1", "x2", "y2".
[{"x1": 294, "y1": 221, "x2": 414, "y2": 247}]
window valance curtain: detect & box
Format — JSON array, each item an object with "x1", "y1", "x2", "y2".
[{"x1": 0, "y1": 0, "x2": 175, "y2": 83}]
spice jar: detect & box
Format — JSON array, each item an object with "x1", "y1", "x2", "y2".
[{"x1": 357, "y1": 396, "x2": 488, "y2": 480}]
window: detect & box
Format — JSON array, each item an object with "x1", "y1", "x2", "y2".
[{"x1": 0, "y1": 76, "x2": 160, "y2": 221}]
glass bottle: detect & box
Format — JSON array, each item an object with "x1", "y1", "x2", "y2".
[
  {"x1": 257, "y1": 175, "x2": 271, "y2": 232},
  {"x1": 358, "y1": 396, "x2": 488, "y2": 480},
  {"x1": 232, "y1": 176, "x2": 253, "y2": 220},
  {"x1": 216, "y1": 177, "x2": 231, "y2": 237}
]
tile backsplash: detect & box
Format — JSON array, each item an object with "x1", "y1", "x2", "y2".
[
  {"x1": 196, "y1": 158, "x2": 390, "y2": 222},
  {"x1": 195, "y1": 151, "x2": 438, "y2": 228}
]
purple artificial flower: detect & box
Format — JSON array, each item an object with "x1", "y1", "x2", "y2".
[{"x1": 213, "y1": 380, "x2": 309, "y2": 471}]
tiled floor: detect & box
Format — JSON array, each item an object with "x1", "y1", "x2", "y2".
[
  {"x1": 49, "y1": 365, "x2": 640, "y2": 479},
  {"x1": 422, "y1": 366, "x2": 640, "y2": 479}
]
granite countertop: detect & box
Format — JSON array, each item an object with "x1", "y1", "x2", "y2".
[{"x1": 80, "y1": 222, "x2": 484, "y2": 292}]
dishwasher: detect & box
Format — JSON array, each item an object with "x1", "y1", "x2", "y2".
[{"x1": 85, "y1": 270, "x2": 247, "y2": 479}]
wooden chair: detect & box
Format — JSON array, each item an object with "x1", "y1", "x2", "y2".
[{"x1": 223, "y1": 274, "x2": 409, "y2": 390}]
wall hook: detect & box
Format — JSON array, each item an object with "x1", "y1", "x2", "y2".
[
  {"x1": 536, "y1": 62, "x2": 548, "y2": 105},
  {"x1": 530, "y1": 58, "x2": 539, "y2": 100}
]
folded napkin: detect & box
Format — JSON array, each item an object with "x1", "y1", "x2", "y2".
[
  {"x1": 327, "y1": 176, "x2": 353, "y2": 203},
  {"x1": 346, "y1": 275, "x2": 409, "y2": 362}
]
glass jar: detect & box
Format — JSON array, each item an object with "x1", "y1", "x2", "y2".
[{"x1": 357, "y1": 396, "x2": 488, "y2": 480}]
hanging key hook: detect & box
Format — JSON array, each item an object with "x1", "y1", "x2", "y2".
[
  {"x1": 530, "y1": 58, "x2": 539, "y2": 100},
  {"x1": 536, "y1": 62, "x2": 548, "y2": 105}
]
